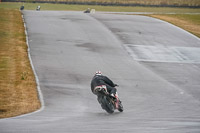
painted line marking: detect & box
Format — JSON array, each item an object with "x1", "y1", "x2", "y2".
[{"x1": 125, "y1": 45, "x2": 200, "y2": 64}]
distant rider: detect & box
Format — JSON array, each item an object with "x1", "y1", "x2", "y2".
[{"x1": 91, "y1": 71, "x2": 120, "y2": 107}]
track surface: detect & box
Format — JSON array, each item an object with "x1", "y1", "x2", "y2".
[{"x1": 1, "y1": 11, "x2": 200, "y2": 133}]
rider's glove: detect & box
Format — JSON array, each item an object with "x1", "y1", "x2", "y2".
[{"x1": 114, "y1": 84, "x2": 119, "y2": 87}]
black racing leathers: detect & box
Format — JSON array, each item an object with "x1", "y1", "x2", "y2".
[{"x1": 91, "y1": 75, "x2": 117, "y2": 95}]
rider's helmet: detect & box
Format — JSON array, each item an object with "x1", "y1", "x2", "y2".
[{"x1": 95, "y1": 71, "x2": 102, "y2": 76}]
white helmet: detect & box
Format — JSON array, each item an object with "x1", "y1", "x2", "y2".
[{"x1": 95, "y1": 71, "x2": 102, "y2": 76}]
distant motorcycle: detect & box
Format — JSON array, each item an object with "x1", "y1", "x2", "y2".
[
  {"x1": 84, "y1": 8, "x2": 90, "y2": 13},
  {"x1": 20, "y1": 5, "x2": 24, "y2": 10},
  {"x1": 36, "y1": 6, "x2": 40, "y2": 11},
  {"x1": 97, "y1": 86, "x2": 123, "y2": 114}
]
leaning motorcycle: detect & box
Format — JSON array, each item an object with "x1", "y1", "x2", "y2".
[{"x1": 96, "y1": 86, "x2": 123, "y2": 114}]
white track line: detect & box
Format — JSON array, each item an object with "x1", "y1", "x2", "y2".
[
  {"x1": 0, "y1": 11, "x2": 45, "y2": 120},
  {"x1": 7, "y1": 12, "x2": 45, "y2": 119},
  {"x1": 22, "y1": 12, "x2": 45, "y2": 110}
]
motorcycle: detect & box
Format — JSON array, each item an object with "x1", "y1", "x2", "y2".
[
  {"x1": 97, "y1": 86, "x2": 123, "y2": 114},
  {"x1": 20, "y1": 5, "x2": 24, "y2": 11},
  {"x1": 84, "y1": 8, "x2": 90, "y2": 13},
  {"x1": 36, "y1": 6, "x2": 40, "y2": 11}
]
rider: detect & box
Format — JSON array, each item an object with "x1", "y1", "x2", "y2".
[{"x1": 91, "y1": 71, "x2": 119, "y2": 105}]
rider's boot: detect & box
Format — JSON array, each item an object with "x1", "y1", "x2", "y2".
[
  {"x1": 110, "y1": 92, "x2": 120, "y2": 109},
  {"x1": 111, "y1": 93, "x2": 123, "y2": 112}
]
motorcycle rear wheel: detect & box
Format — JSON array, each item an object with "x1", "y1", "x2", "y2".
[{"x1": 102, "y1": 96, "x2": 115, "y2": 114}]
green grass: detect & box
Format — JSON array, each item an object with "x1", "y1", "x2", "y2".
[
  {"x1": 174, "y1": 14, "x2": 200, "y2": 24},
  {"x1": 3, "y1": 0, "x2": 200, "y2": 7},
  {"x1": 0, "y1": 2, "x2": 200, "y2": 13}
]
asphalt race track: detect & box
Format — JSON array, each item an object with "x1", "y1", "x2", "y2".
[{"x1": 1, "y1": 11, "x2": 200, "y2": 133}]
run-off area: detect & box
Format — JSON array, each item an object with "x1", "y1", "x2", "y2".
[{"x1": 125, "y1": 45, "x2": 200, "y2": 63}]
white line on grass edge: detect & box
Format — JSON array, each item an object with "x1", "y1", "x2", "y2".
[
  {"x1": 9, "y1": 12, "x2": 45, "y2": 118},
  {"x1": 0, "y1": 11, "x2": 45, "y2": 120}
]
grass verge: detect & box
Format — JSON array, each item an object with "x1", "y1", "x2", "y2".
[
  {"x1": 1, "y1": 0, "x2": 200, "y2": 7},
  {"x1": 147, "y1": 14, "x2": 200, "y2": 38},
  {"x1": 1, "y1": 2, "x2": 200, "y2": 13},
  {"x1": 0, "y1": 8, "x2": 41, "y2": 118}
]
